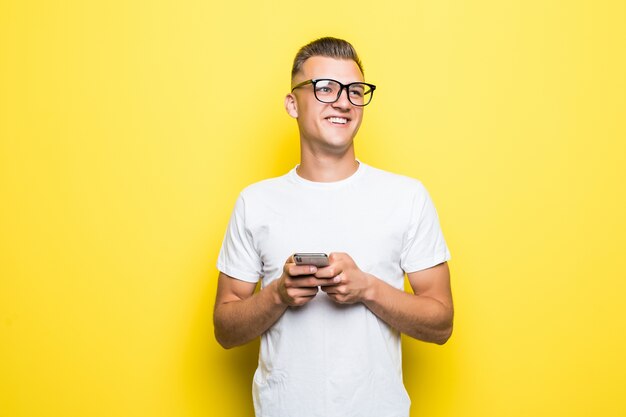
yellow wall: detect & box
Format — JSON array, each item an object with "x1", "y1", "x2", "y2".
[{"x1": 1, "y1": 1, "x2": 625, "y2": 416}]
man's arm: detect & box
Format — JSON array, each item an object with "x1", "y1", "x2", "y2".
[
  {"x1": 213, "y1": 259, "x2": 340, "y2": 349},
  {"x1": 213, "y1": 272, "x2": 283, "y2": 349},
  {"x1": 318, "y1": 253, "x2": 453, "y2": 345},
  {"x1": 364, "y1": 263, "x2": 453, "y2": 344}
]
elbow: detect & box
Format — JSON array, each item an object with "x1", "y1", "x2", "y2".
[
  {"x1": 407, "y1": 321, "x2": 453, "y2": 345},
  {"x1": 214, "y1": 329, "x2": 232, "y2": 349},
  {"x1": 217, "y1": 339, "x2": 237, "y2": 350},
  {"x1": 214, "y1": 327, "x2": 239, "y2": 349},
  {"x1": 213, "y1": 315, "x2": 237, "y2": 349},
  {"x1": 213, "y1": 305, "x2": 254, "y2": 349},
  {"x1": 434, "y1": 314, "x2": 454, "y2": 345},
  {"x1": 433, "y1": 325, "x2": 453, "y2": 345}
]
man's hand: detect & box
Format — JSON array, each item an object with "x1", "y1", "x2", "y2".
[
  {"x1": 275, "y1": 256, "x2": 339, "y2": 306},
  {"x1": 315, "y1": 253, "x2": 453, "y2": 343},
  {"x1": 315, "y1": 252, "x2": 373, "y2": 304}
]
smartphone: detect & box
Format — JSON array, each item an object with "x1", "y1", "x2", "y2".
[{"x1": 293, "y1": 252, "x2": 329, "y2": 267}]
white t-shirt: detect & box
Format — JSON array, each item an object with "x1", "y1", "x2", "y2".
[{"x1": 217, "y1": 162, "x2": 450, "y2": 417}]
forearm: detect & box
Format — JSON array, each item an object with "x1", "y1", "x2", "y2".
[
  {"x1": 363, "y1": 277, "x2": 453, "y2": 344},
  {"x1": 214, "y1": 280, "x2": 287, "y2": 349}
]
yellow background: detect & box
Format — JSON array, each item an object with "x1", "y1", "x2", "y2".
[{"x1": 1, "y1": 0, "x2": 625, "y2": 416}]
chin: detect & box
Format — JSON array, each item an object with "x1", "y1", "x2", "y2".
[{"x1": 320, "y1": 138, "x2": 354, "y2": 154}]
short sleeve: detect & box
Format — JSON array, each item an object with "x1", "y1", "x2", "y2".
[
  {"x1": 400, "y1": 184, "x2": 451, "y2": 273},
  {"x1": 216, "y1": 193, "x2": 263, "y2": 283}
]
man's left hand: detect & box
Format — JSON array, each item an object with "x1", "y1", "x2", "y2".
[{"x1": 315, "y1": 252, "x2": 374, "y2": 304}]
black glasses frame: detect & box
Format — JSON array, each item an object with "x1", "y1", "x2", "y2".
[{"x1": 291, "y1": 78, "x2": 377, "y2": 107}]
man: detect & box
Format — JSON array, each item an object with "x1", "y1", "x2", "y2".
[{"x1": 214, "y1": 37, "x2": 453, "y2": 417}]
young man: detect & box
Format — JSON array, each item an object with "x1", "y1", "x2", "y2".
[{"x1": 214, "y1": 37, "x2": 453, "y2": 417}]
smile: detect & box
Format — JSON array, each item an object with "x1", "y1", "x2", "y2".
[{"x1": 327, "y1": 117, "x2": 349, "y2": 125}]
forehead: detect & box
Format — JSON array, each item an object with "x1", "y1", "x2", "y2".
[{"x1": 298, "y1": 56, "x2": 364, "y2": 84}]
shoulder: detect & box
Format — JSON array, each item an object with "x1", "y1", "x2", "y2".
[
  {"x1": 231, "y1": 172, "x2": 295, "y2": 221},
  {"x1": 238, "y1": 172, "x2": 291, "y2": 200}
]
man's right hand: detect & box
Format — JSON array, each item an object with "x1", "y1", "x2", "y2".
[{"x1": 275, "y1": 256, "x2": 338, "y2": 306}]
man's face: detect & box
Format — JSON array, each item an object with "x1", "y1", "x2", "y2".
[{"x1": 287, "y1": 56, "x2": 365, "y2": 154}]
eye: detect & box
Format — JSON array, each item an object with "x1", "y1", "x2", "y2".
[
  {"x1": 315, "y1": 80, "x2": 338, "y2": 95},
  {"x1": 350, "y1": 84, "x2": 365, "y2": 97}
]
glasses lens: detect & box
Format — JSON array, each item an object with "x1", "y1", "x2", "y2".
[
  {"x1": 313, "y1": 80, "x2": 340, "y2": 103},
  {"x1": 348, "y1": 83, "x2": 373, "y2": 106}
]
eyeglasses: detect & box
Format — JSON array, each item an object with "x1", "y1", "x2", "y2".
[{"x1": 291, "y1": 78, "x2": 377, "y2": 107}]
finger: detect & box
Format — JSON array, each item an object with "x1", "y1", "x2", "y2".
[
  {"x1": 289, "y1": 288, "x2": 319, "y2": 304},
  {"x1": 314, "y1": 266, "x2": 337, "y2": 279},
  {"x1": 329, "y1": 294, "x2": 350, "y2": 304},
  {"x1": 290, "y1": 286, "x2": 319, "y2": 297},
  {"x1": 283, "y1": 255, "x2": 295, "y2": 269},
  {"x1": 283, "y1": 291, "x2": 316, "y2": 304},
  {"x1": 320, "y1": 283, "x2": 343, "y2": 293},
  {"x1": 286, "y1": 275, "x2": 325, "y2": 288},
  {"x1": 328, "y1": 252, "x2": 345, "y2": 263},
  {"x1": 287, "y1": 264, "x2": 318, "y2": 277},
  {"x1": 317, "y1": 274, "x2": 343, "y2": 286}
]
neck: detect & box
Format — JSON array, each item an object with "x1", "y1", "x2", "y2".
[{"x1": 297, "y1": 147, "x2": 359, "y2": 182}]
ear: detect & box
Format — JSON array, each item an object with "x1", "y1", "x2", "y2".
[{"x1": 285, "y1": 93, "x2": 298, "y2": 118}]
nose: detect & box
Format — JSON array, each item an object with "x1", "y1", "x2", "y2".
[{"x1": 332, "y1": 86, "x2": 352, "y2": 109}]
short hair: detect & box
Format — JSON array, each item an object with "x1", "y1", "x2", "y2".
[{"x1": 291, "y1": 37, "x2": 364, "y2": 80}]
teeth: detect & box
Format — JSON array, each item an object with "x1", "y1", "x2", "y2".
[{"x1": 328, "y1": 117, "x2": 348, "y2": 124}]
